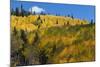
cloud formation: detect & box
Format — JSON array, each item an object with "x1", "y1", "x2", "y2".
[{"x1": 29, "y1": 6, "x2": 45, "y2": 14}]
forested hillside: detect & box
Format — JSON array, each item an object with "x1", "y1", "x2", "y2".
[{"x1": 11, "y1": 15, "x2": 95, "y2": 67}]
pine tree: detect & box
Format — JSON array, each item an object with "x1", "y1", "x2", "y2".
[
  {"x1": 33, "y1": 32, "x2": 40, "y2": 45},
  {"x1": 21, "y1": 4, "x2": 24, "y2": 17},
  {"x1": 13, "y1": 27, "x2": 17, "y2": 35},
  {"x1": 34, "y1": 15, "x2": 42, "y2": 27},
  {"x1": 90, "y1": 19, "x2": 94, "y2": 24},
  {"x1": 37, "y1": 15, "x2": 41, "y2": 20},
  {"x1": 71, "y1": 15, "x2": 74, "y2": 19},
  {"x1": 11, "y1": 8, "x2": 15, "y2": 15},
  {"x1": 15, "y1": 7, "x2": 20, "y2": 16},
  {"x1": 20, "y1": 30, "x2": 27, "y2": 43},
  {"x1": 67, "y1": 14, "x2": 70, "y2": 17}
]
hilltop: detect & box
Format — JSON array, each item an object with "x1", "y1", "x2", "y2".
[{"x1": 11, "y1": 15, "x2": 89, "y2": 32}]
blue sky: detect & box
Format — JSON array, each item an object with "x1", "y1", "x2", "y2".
[{"x1": 11, "y1": 0, "x2": 95, "y2": 22}]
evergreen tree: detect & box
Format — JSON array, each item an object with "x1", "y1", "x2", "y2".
[
  {"x1": 21, "y1": 4, "x2": 24, "y2": 17},
  {"x1": 34, "y1": 15, "x2": 42, "y2": 27},
  {"x1": 40, "y1": 11, "x2": 46, "y2": 15},
  {"x1": 37, "y1": 15, "x2": 41, "y2": 20},
  {"x1": 15, "y1": 7, "x2": 20, "y2": 16},
  {"x1": 20, "y1": 30, "x2": 27, "y2": 43},
  {"x1": 90, "y1": 19, "x2": 94, "y2": 24},
  {"x1": 67, "y1": 14, "x2": 70, "y2": 17},
  {"x1": 11, "y1": 8, "x2": 15, "y2": 15},
  {"x1": 13, "y1": 27, "x2": 17, "y2": 35},
  {"x1": 71, "y1": 15, "x2": 74, "y2": 19},
  {"x1": 33, "y1": 32, "x2": 40, "y2": 45}
]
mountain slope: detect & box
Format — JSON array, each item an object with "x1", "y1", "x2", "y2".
[{"x1": 11, "y1": 15, "x2": 89, "y2": 32}]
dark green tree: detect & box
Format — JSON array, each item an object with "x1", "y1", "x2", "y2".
[
  {"x1": 11, "y1": 8, "x2": 15, "y2": 15},
  {"x1": 37, "y1": 15, "x2": 41, "y2": 20},
  {"x1": 21, "y1": 4, "x2": 24, "y2": 17},
  {"x1": 33, "y1": 32, "x2": 40, "y2": 45},
  {"x1": 90, "y1": 19, "x2": 94, "y2": 24},
  {"x1": 20, "y1": 30, "x2": 27, "y2": 43},
  {"x1": 15, "y1": 7, "x2": 20, "y2": 16},
  {"x1": 71, "y1": 15, "x2": 74, "y2": 19},
  {"x1": 13, "y1": 27, "x2": 17, "y2": 35},
  {"x1": 67, "y1": 14, "x2": 70, "y2": 17},
  {"x1": 40, "y1": 11, "x2": 46, "y2": 15},
  {"x1": 34, "y1": 15, "x2": 42, "y2": 28}
]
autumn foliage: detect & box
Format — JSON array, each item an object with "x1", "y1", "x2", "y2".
[{"x1": 11, "y1": 14, "x2": 95, "y2": 67}]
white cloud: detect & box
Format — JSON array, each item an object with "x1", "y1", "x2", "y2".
[{"x1": 29, "y1": 6, "x2": 45, "y2": 14}]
